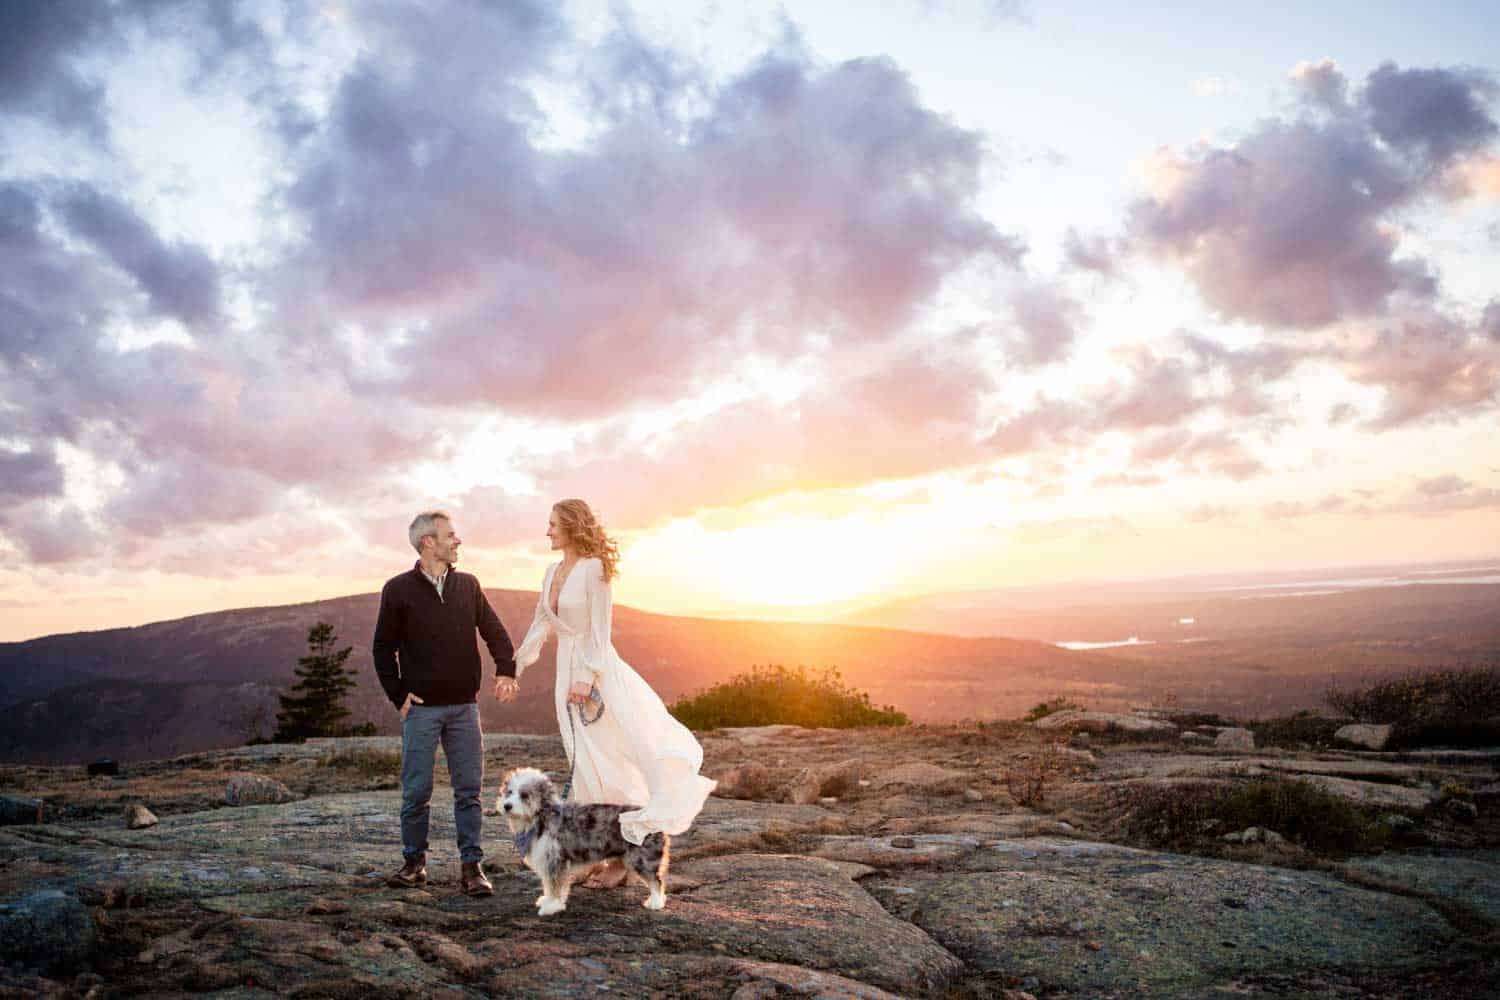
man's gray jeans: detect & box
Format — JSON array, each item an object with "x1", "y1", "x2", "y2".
[{"x1": 400, "y1": 702, "x2": 485, "y2": 863}]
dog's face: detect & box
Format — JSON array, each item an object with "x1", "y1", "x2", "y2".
[{"x1": 497, "y1": 767, "x2": 557, "y2": 824}]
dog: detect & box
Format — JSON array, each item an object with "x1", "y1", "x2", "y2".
[{"x1": 496, "y1": 767, "x2": 669, "y2": 916}]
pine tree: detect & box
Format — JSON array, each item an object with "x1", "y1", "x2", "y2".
[{"x1": 273, "y1": 622, "x2": 360, "y2": 742}]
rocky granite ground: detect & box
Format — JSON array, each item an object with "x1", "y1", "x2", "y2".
[{"x1": 1, "y1": 718, "x2": 1498, "y2": 998}]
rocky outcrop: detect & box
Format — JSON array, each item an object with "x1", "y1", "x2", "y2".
[
  {"x1": 1336, "y1": 723, "x2": 1395, "y2": 750},
  {"x1": 1, "y1": 728, "x2": 1494, "y2": 997},
  {"x1": 866, "y1": 838, "x2": 1455, "y2": 997},
  {"x1": 867, "y1": 762, "x2": 970, "y2": 793},
  {"x1": 1215, "y1": 727, "x2": 1256, "y2": 751},
  {"x1": 788, "y1": 759, "x2": 865, "y2": 804},
  {"x1": 1034, "y1": 711, "x2": 1176, "y2": 736},
  {"x1": 123, "y1": 803, "x2": 157, "y2": 829},
  {"x1": 0, "y1": 796, "x2": 43, "y2": 826},
  {"x1": 224, "y1": 773, "x2": 296, "y2": 806},
  {"x1": 713, "y1": 762, "x2": 774, "y2": 800},
  {"x1": 1298, "y1": 774, "x2": 1436, "y2": 812},
  {"x1": 0, "y1": 889, "x2": 95, "y2": 974}
]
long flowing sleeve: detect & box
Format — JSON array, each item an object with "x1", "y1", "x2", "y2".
[
  {"x1": 580, "y1": 558, "x2": 615, "y2": 686},
  {"x1": 511, "y1": 568, "x2": 553, "y2": 679}
]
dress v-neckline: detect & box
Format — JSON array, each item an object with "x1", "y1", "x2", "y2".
[{"x1": 549, "y1": 560, "x2": 579, "y2": 618}]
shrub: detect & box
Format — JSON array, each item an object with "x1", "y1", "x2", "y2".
[
  {"x1": 669, "y1": 664, "x2": 909, "y2": 731},
  {"x1": 1118, "y1": 776, "x2": 1389, "y2": 856},
  {"x1": 1325, "y1": 666, "x2": 1500, "y2": 748},
  {"x1": 323, "y1": 745, "x2": 402, "y2": 780},
  {"x1": 1004, "y1": 762, "x2": 1046, "y2": 807},
  {"x1": 1248, "y1": 710, "x2": 1347, "y2": 750},
  {"x1": 1023, "y1": 698, "x2": 1082, "y2": 722}
]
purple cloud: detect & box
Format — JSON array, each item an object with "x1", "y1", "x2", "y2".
[
  {"x1": 58, "y1": 184, "x2": 221, "y2": 327},
  {"x1": 1130, "y1": 61, "x2": 1497, "y2": 330},
  {"x1": 279, "y1": 21, "x2": 1021, "y2": 417}
]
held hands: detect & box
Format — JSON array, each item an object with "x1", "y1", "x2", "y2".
[
  {"x1": 567, "y1": 681, "x2": 594, "y2": 705},
  {"x1": 493, "y1": 676, "x2": 520, "y2": 703},
  {"x1": 400, "y1": 694, "x2": 424, "y2": 719}
]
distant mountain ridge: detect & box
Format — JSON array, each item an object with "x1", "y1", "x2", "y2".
[
  {"x1": 1, "y1": 590, "x2": 1122, "y2": 764},
  {"x1": 9, "y1": 579, "x2": 1496, "y2": 764}
]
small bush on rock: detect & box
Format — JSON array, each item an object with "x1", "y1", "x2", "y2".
[
  {"x1": 1326, "y1": 666, "x2": 1500, "y2": 748},
  {"x1": 669, "y1": 664, "x2": 908, "y2": 731},
  {"x1": 1119, "y1": 777, "x2": 1390, "y2": 856},
  {"x1": 1023, "y1": 698, "x2": 1082, "y2": 722}
]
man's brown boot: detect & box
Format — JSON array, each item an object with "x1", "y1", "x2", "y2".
[
  {"x1": 385, "y1": 853, "x2": 427, "y2": 888},
  {"x1": 460, "y1": 861, "x2": 494, "y2": 897}
]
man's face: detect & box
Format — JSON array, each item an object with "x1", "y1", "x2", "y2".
[{"x1": 428, "y1": 519, "x2": 461, "y2": 566}]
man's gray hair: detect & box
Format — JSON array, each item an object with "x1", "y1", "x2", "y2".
[{"x1": 408, "y1": 510, "x2": 451, "y2": 553}]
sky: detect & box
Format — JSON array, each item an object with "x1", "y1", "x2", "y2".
[{"x1": 1, "y1": 0, "x2": 1499, "y2": 641}]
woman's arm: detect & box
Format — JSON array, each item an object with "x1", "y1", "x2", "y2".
[
  {"x1": 580, "y1": 558, "x2": 614, "y2": 687},
  {"x1": 512, "y1": 569, "x2": 553, "y2": 677}
]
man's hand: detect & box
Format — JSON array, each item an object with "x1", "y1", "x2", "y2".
[
  {"x1": 568, "y1": 681, "x2": 593, "y2": 705},
  {"x1": 493, "y1": 676, "x2": 520, "y2": 703},
  {"x1": 400, "y1": 694, "x2": 425, "y2": 719}
]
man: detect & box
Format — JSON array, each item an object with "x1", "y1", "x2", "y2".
[{"x1": 373, "y1": 510, "x2": 520, "y2": 896}]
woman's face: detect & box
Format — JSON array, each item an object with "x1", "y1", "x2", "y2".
[{"x1": 546, "y1": 510, "x2": 570, "y2": 551}]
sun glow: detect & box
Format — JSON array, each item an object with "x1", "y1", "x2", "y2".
[{"x1": 624, "y1": 511, "x2": 923, "y2": 610}]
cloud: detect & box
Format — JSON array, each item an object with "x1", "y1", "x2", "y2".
[
  {"x1": 986, "y1": 347, "x2": 1209, "y2": 456},
  {"x1": 1340, "y1": 308, "x2": 1500, "y2": 428},
  {"x1": 1363, "y1": 62, "x2": 1499, "y2": 169},
  {"x1": 1131, "y1": 428, "x2": 1266, "y2": 480},
  {"x1": 1262, "y1": 494, "x2": 1348, "y2": 519},
  {"x1": 57, "y1": 184, "x2": 222, "y2": 327},
  {"x1": 1130, "y1": 61, "x2": 1498, "y2": 330},
  {"x1": 514, "y1": 344, "x2": 996, "y2": 532},
  {"x1": 279, "y1": 19, "x2": 1021, "y2": 419},
  {"x1": 1004, "y1": 281, "x2": 1083, "y2": 366},
  {"x1": 0, "y1": 1, "x2": 271, "y2": 139},
  {"x1": 1416, "y1": 473, "x2": 1472, "y2": 496},
  {"x1": 0, "y1": 0, "x2": 115, "y2": 136},
  {"x1": 0, "y1": 448, "x2": 64, "y2": 504},
  {"x1": 1289, "y1": 58, "x2": 1350, "y2": 114},
  {"x1": 0, "y1": 3, "x2": 1027, "y2": 567},
  {"x1": 1483, "y1": 299, "x2": 1500, "y2": 341},
  {"x1": 1061, "y1": 227, "x2": 1123, "y2": 280}
]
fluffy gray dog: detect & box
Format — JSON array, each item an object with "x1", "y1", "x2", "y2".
[{"x1": 497, "y1": 766, "x2": 669, "y2": 915}]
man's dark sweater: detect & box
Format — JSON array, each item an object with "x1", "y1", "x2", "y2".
[{"x1": 372, "y1": 562, "x2": 516, "y2": 709}]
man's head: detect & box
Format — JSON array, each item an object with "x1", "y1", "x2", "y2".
[{"x1": 409, "y1": 510, "x2": 460, "y2": 567}]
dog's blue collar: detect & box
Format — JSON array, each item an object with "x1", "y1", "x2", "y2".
[{"x1": 513, "y1": 825, "x2": 537, "y2": 857}]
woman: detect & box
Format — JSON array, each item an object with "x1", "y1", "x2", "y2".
[{"x1": 513, "y1": 499, "x2": 716, "y2": 886}]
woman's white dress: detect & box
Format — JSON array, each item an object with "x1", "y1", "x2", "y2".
[{"x1": 513, "y1": 557, "x2": 716, "y2": 844}]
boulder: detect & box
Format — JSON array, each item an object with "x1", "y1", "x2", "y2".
[
  {"x1": 1033, "y1": 711, "x2": 1176, "y2": 736},
  {"x1": 0, "y1": 889, "x2": 95, "y2": 974},
  {"x1": 670, "y1": 854, "x2": 964, "y2": 995},
  {"x1": 726, "y1": 958, "x2": 907, "y2": 999},
  {"x1": 0, "y1": 795, "x2": 44, "y2": 826},
  {"x1": 1443, "y1": 799, "x2": 1478, "y2": 824},
  {"x1": 1298, "y1": 774, "x2": 1435, "y2": 812},
  {"x1": 1335, "y1": 723, "x2": 1395, "y2": 751},
  {"x1": 1221, "y1": 826, "x2": 1286, "y2": 845},
  {"x1": 870, "y1": 838, "x2": 1454, "y2": 996},
  {"x1": 788, "y1": 759, "x2": 864, "y2": 804},
  {"x1": 713, "y1": 763, "x2": 774, "y2": 800},
  {"x1": 867, "y1": 762, "x2": 969, "y2": 793},
  {"x1": 718, "y1": 725, "x2": 804, "y2": 746},
  {"x1": 224, "y1": 774, "x2": 296, "y2": 806},
  {"x1": 1215, "y1": 728, "x2": 1256, "y2": 752},
  {"x1": 124, "y1": 804, "x2": 159, "y2": 829}
]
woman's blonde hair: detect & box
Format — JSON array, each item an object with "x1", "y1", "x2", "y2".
[{"x1": 554, "y1": 499, "x2": 620, "y2": 582}]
